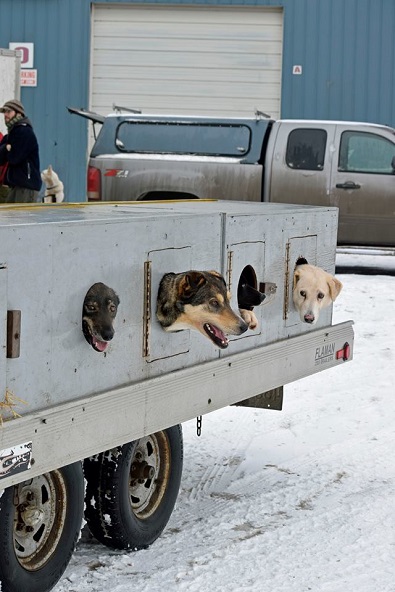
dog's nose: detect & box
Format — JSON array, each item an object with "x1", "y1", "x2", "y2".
[
  {"x1": 304, "y1": 313, "x2": 315, "y2": 324},
  {"x1": 239, "y1": 321, "x2": 249, "y2": 334},
  {"x1": 101, "y1": 328, "x2": 115, "y2": 341}
]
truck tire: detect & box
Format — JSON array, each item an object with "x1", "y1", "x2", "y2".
[
  {"x1": 0, "y1": 462, "x2": 84, "y2": 592},
  {"x1": 84, "y1": 425, "x2": 183, "y2": 550}
]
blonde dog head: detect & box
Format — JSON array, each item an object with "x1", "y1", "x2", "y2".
[{"x1": 293, "y1": 264, "x2": 342, "y2": 325}]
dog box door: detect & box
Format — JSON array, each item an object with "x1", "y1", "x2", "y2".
[
  {"x1": 144, "y1": 246, "x2": 192, "y2": 363},
  {"x1": 0, "y1": 265, "x2": 7, "y2": 401},
  {"x1": 284, "y1": 235, "x2": 317, "y2": 327},
  {"x1": 226, "y1": 239, "x2": 266, "y2": 343}
]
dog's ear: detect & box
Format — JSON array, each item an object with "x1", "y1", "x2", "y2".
[
  {"x1": 208, "y1": 270, "x2": 222, "y2": 279},
  {"x1": 327, "y1": 275, "x2": 343, "y2": 301},
  {"x1": 48, "y1": 164, "x2": 53, "y2": 173},
  {"x1": 178, "y1": 272, "x2": 207, "y2": 301},
  {"x1": 293, "y1": 268, "x2": 302, "y2": 289},
  {"x1": 208, "y1": 270, "x2": 227, "y2": 288}
]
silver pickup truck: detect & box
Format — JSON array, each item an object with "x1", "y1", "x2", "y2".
[{"x1": 69, "y1": 108, "x2": 395, "y2": 247}]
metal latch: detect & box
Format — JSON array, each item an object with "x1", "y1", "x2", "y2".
[
  {"x1": 259, "y1": 282, "x2": 277, "y2": 305},
  {"x1": 7, "y1": 310, "x2": 21, "y2": 358}
]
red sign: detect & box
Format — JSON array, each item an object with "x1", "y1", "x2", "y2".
[{"x1": 21, "y1": 69, "x2": 37, "y2": 87}]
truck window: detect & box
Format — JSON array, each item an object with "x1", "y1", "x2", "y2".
[
  {"x1": 115, "y1": 121, "x2": 251, "y2": 157},
  {"x1": 338, "y1": 131, "x2": 395, "y2": 173},
  {"x1": 285, "y1": 129, "x2": 327, "y2": 170}
]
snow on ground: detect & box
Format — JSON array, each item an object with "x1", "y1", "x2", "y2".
[{"x1": 54, "y1": 253, "x2": 395, "y2": 592}]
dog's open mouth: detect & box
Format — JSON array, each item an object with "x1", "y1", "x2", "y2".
[
  {"x1": 203, "y1": 323, "x2": 229, "y2": 349},
  {"x1": 82, "y1": 320, "x2": 110, "y2": 352},
  {"x1": 90, "y1": 336, "x2": 109, "y2": 352}
]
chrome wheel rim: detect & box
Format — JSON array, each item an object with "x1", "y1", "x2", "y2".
[
  {"x1": 13, "y1": 470, "x2": 67, "y2": 571},
  {"x1": 129, "y1": 432, "x2": 171, "y2": 519}
]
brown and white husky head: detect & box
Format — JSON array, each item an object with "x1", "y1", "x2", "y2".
[{"x1": 156, "y1": 270, "x2": 248, "y2": 349}]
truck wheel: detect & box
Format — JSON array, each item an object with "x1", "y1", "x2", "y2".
[
  {"x1": 84, "y1": 425, "x2": 183, "y2": 550},
  {"x1": 0, "y1": 462, "x2": 84, "y2": 592}
]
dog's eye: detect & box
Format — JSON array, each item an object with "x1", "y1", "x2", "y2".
[
  {"x1": 210, "y1": 299, "x2": 220, "y2": 309},
  {"x1": 109, "y1": 304, "x2": 116, "y2": 313},
  {"x1": 317, "y1": 292, "x2": 325, "y2": 300},
  {"x1": 300, "y1": 290, "x2": 306, "y2": 298},
  {"x1": 86, "y1": 304, "x2": 97, "y2": 312}
]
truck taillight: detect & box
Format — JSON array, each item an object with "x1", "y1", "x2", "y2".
[{"x1": 87, "y1": 166, "x2": 101, "y2": 201}]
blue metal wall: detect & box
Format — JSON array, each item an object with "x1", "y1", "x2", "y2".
[
  {"x1": 1, "y1": 0, "x2": 394, "y2": 201},
  {"x1": 0, "y1": 0, "x2": 91, "y2": 200}
]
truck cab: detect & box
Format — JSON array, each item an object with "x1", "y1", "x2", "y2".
[{"x1": 266, "y1": 120, "x2": 395, "y2": 247}]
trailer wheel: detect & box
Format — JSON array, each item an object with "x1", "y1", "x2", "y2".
[
  {"x1": 0, "y1": 462, "x2": 84, "y2": 592},
  {"x1": 84, "y1": 425, "x2": 183, "y2": 550}
]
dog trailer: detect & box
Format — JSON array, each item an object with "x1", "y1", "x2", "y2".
[{"x1": 0, "y1": 200, "x2": 354, "y2": 592}]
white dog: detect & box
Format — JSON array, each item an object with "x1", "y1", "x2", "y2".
[
  {"x1": 41, "y1": 165, "x2": 64, "y2": 203},
  {"x1": 293, "y1": 264, "x2": 342, "y2": 325}
]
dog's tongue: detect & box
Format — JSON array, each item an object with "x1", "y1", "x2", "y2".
[
  {"x1": 93, "y1": 337, "x2": 108, "y2": 352},
  {"x1": 204, "y1": 323, "x2": 229, "y2": 349}
]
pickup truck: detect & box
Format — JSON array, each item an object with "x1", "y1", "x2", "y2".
[{"x1": 69, "y1": 108, "x2": 395, "y2": 247}]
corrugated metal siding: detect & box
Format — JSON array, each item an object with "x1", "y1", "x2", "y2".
[
  {"x1": 1, "y1": 0, "x2": 394, "y2": 201},
  {"x1": 0, "y1": 0, "x2": 91, "y2": 200},
  {"x1": 282, "y1": 0, "x2": 395, "y2": 123},
  {"x1": 91, "y1": 5, "x2": 283, "y2": 117}
]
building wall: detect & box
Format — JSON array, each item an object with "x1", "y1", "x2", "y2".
[
  {"x1": 90, "y1": 5, "x2": 284, "y2": 118},
  {"x1": 0, "y1": 0, "x2": 394, "y2": 201},
  {"x1": 0, "y1": 0, "x2": 91, "y2": 200}
]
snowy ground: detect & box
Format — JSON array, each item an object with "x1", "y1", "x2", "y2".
[{"x1": 54, "y1": 252, "x2": 395, "y2": 592}]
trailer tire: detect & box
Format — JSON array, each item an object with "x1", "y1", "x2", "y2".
[
  {"x1": 84, "y1": 425, "x2": 183, "y2": 550},
  {"x1": 0, "y1": 462, "x2": 84, "y2": 592}
]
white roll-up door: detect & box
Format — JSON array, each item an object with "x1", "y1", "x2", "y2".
[{"x1": 91, "y1": 5, "x2": 283, "y2": 118}]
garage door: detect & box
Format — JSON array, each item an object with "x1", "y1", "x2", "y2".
[{"x1": 91, "y1": 5, "x2": 283, "y2": 118}]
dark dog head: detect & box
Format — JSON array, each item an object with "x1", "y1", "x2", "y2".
[
  {"x1": 238, "y1": 282, "x2": 266, "y2": 311},
  {"x1": 156, "y1": 270, "x2": 248, "y2": 349},
  {"x1": 237, "y1": 270, "x2": 268, "y2": 331},
  {"x1": 82, "y1": 283, "x2": 120, "y2": 352}
]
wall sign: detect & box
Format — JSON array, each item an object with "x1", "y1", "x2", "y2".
[
  {"x1": 9, "y1": 42, "x2": 34, "y2": 68},
  {"x1": 21, "y1": 69, "x2": 37, "y2": 87}
]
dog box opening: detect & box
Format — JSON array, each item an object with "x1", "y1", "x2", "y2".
[{"x1": 295, "y1": 256, "x2": 309, "y2": 268}]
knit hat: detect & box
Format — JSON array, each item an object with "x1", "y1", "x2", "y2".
[{"x1": 0, "y1": 99, "x2": 25, "y2": 116}]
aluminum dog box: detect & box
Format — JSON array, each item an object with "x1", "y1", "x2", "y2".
[
  {"x1": 1, "y1": 200, "x2": 338, "y2": 412},
  {"x1": 0, "y1": 200, "x2": 353, "y2": 592},
  {"x1": 0, "y1": 200, "x2": 353, "y2": 483}
]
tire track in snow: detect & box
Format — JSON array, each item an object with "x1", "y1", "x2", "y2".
[{"x1": 182, "y1": 410, "x2": 259, "y2": 502}]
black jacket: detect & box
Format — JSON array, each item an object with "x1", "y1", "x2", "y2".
[{"x1": 0, "y1": 118, "x2": 41, "y2": 191}]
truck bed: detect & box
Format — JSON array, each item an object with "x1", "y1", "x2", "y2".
[{"x1": 0, "y1": 200, "x2": 353, "y2": 489}]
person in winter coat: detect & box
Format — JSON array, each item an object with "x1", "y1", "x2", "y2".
[
  {"x1": 0, "y1": 131, "x2": 9, "y2": 202},
  {"x1": 0, "y1": 99, "x2": 41, "y2": 203}
]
